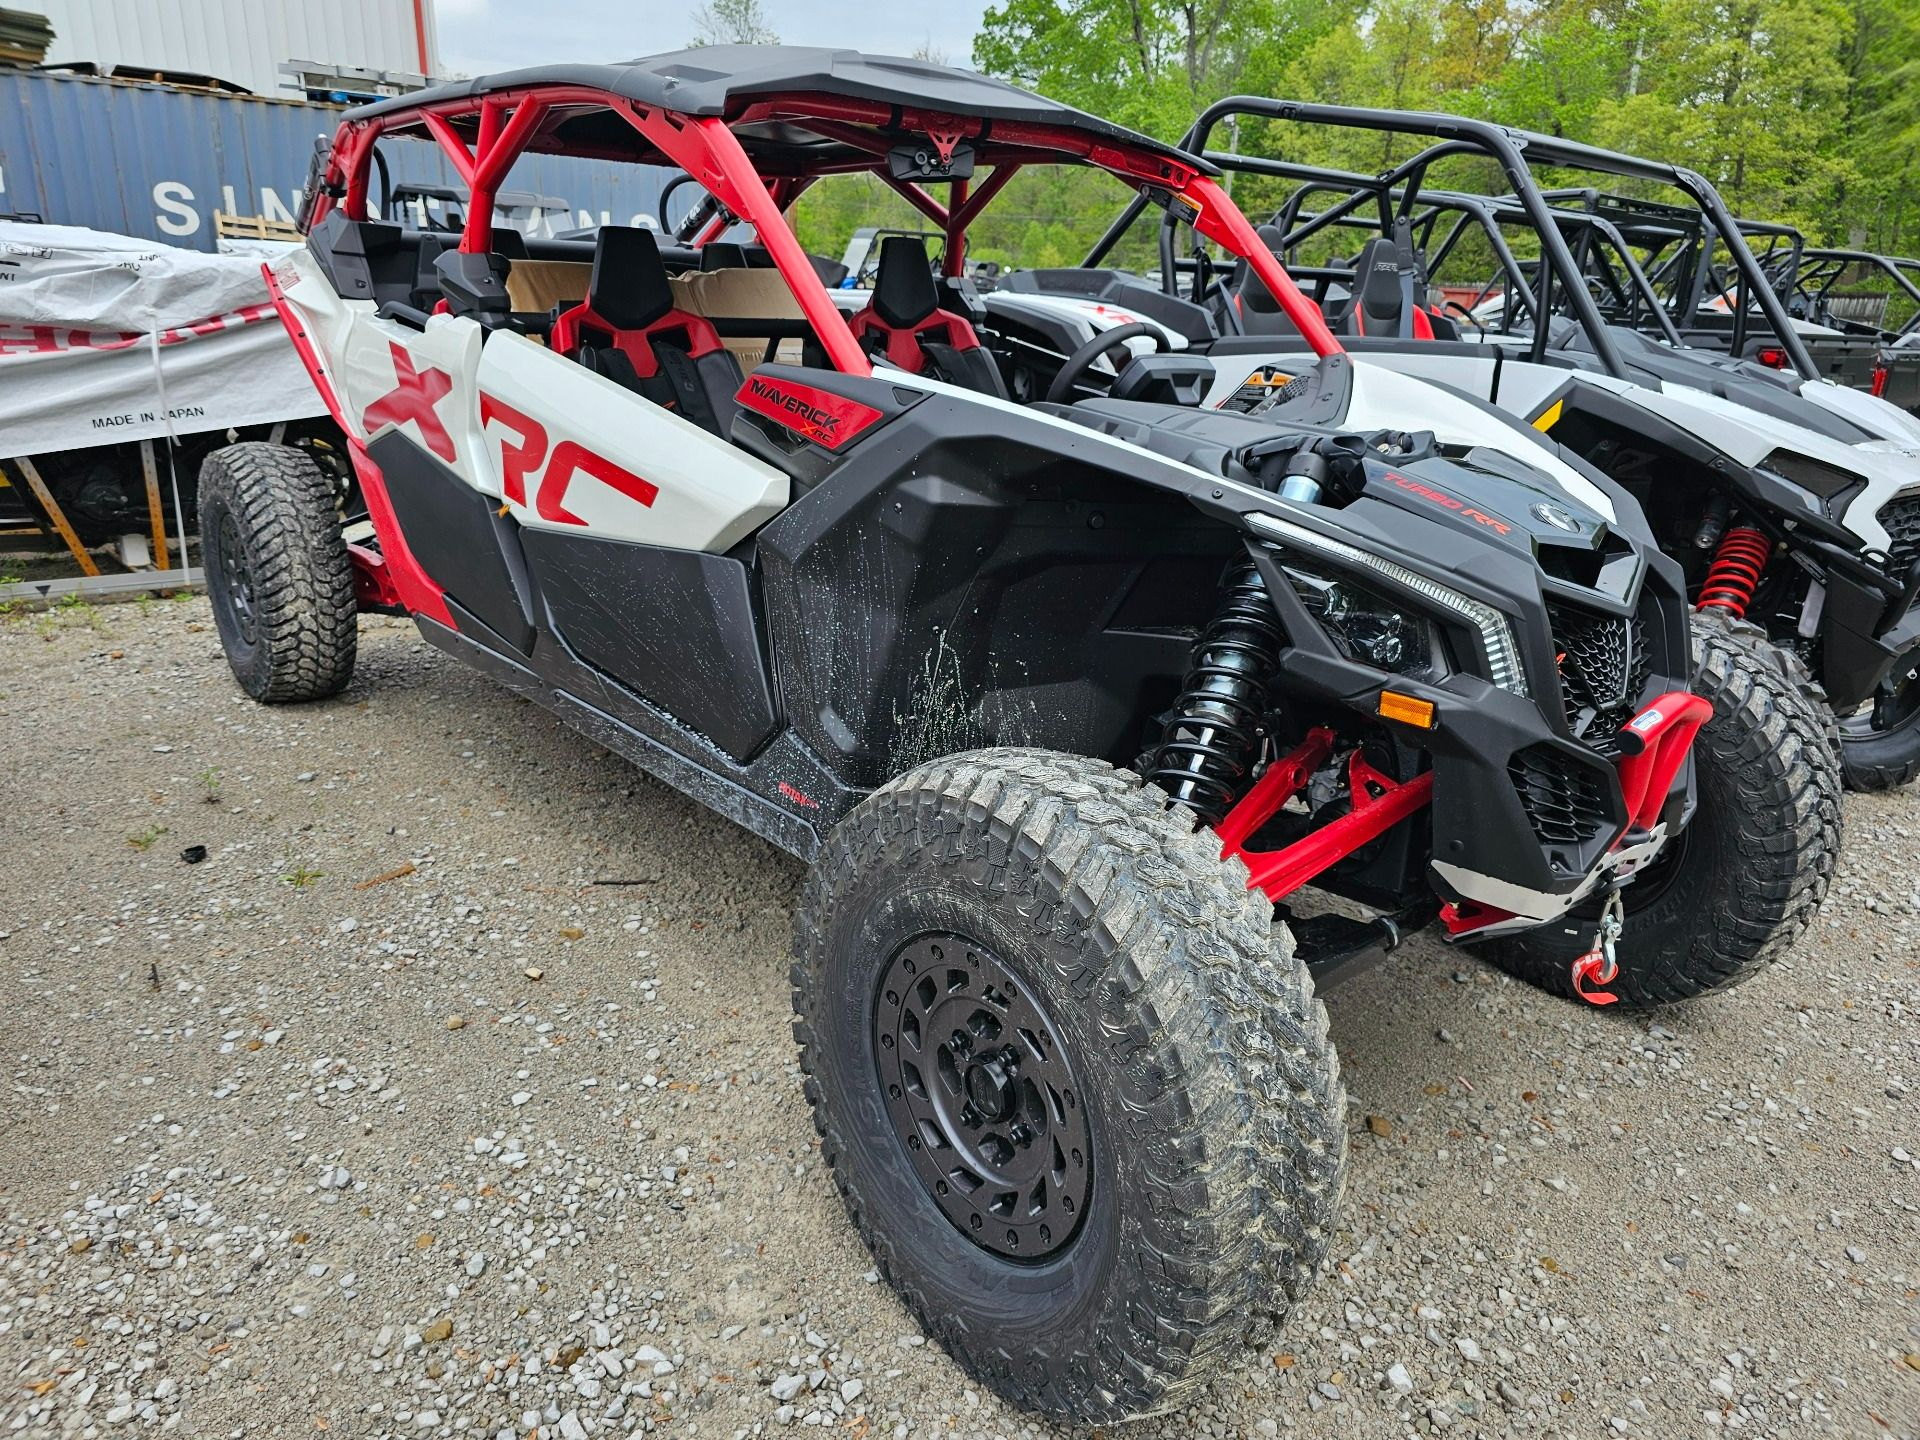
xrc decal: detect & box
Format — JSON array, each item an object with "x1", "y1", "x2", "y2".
[
  {"x1": 480, "y1": 393, "x2": 659, "y2": 525},
  {"x1": 364, "y1": 342, "x2": 455, "y2": 462}
]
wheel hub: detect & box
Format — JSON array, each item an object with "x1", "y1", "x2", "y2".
[
  {"x1": 215, "y1": 512, "x2": 259, "y2": 647},
  {"x1": 872, "y1": 934, "x2": 1092, "y2": 1262},
  {"x1": 963, "y1": 1055, "x2": 1014, "y2": 1121}
]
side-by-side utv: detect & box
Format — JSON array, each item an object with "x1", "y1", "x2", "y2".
[
  {"x1": 201, "y1": 48, "x2": 1838, "y2": 1424},
  {"x1": 1029, "y1": 98, "x2": 1920, "y2": 792}
]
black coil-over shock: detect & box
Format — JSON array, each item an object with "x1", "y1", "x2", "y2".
[{"x1": 1146, "y1": 557, "x2": 1285, "y2": 825}]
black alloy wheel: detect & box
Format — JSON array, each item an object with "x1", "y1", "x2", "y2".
[{"x1": 872, "y1": 933, "x2": 1092, "y2": 1262}]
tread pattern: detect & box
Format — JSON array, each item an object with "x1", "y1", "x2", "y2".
[
  {"x1": 790, "y1": 749, "x2": 1346, "y2": 1421},
  {"x1": 198, "y1": 443, "x2": 357, "y2": 704},
  {"x1": 1486, "y1": 607, "x2": 1841, "y2": 1006},
  {"x1": 1764, "y1": 617, "x2": 1920, "y2": 793}
]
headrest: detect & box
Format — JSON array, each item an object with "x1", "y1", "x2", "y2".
[
  {"x1": 1353, "y1": 237, "x2": 1411, "y2": 327},
  {"x1": 589, "y1": 225, "x2": 675, "y2": 331},
  {"x1": 872, "y1": 235, "x2": 939, "y2": 329},
  {"x1": 1237, "y1": 224, "x2": 1290, "y2": 313},
  {"x1": 491, "y1": 227, "x2": 529, "y2": 259},
  {"x1": 700, "y1": 241, "x2": 748, "y2": 272}
]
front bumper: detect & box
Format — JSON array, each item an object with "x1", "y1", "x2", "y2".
[
  {"x1": 1434, "y1": 688, "x2": 1710, "y2": 928},
  {"x1": 1244, "y1": 543, "x2": 1699, "y2": 929}
]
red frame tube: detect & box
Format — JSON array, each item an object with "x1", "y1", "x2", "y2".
[
  {"x1": 261, "y1": 264, "x2": 452, "y2": 626},
  {"x1": 1215, "y1": 730, "x2": 1434, "y2": 902},
  {"x1": 1613, "y1": 690, "x2": 1711, "y2": 833},
  {"x1": 1177, "y1": 175, "x2": 1342, "y2": 357},
  {"x1": 305, "y1": 81, "x2": 1346, "y2": 375}
]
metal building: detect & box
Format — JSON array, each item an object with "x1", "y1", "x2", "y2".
[{"x1": 34, "y1": 0, "x2": 439, "y2": 98}]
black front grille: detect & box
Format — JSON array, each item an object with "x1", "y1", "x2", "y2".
[
  {"x1": 1548, "y1": 601, "x2": 1650, "y2": 758},
  {"x1": 1879, "y1": 493, "x2": 1920, "y2": 575},
  {"x1": 1509, "y1": 745, "x2": 1613, "y2": 850}
]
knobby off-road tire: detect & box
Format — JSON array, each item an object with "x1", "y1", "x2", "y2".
[
  {"x1": 1762, "y1": 616, "x2": 1920, "y2": 792},
  {"x1": 791, "y1": 749, "x2": 1346, "y2": 1422},
  {"x1": 1828, "y1": 643, "x2": 1920, "y2": 793},
  {"x1": 199, "y1": 443, "x2": 356, "y2": 704},
  {"x1": 1486, "y1": 607, "x2": 1841, "y2": 1007}
]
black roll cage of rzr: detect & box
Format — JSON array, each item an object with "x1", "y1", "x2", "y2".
[
  {"x1": 1084, "y1": 97, "x2": 1823, "y2": 381},
  {"x1": 1156, "y1": 145, "x2": 1694, "y2": 358},
  {"x1": 1539, "y1": 192, "x2": 1805, "y2": 326},
  {"x1": 1777, "y1": 245, "x2": 1920, "y2": 341}
]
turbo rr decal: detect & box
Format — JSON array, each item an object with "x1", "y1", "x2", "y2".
[{"x1": 480, "y1": 394, "x2": 659, "y2": 524}]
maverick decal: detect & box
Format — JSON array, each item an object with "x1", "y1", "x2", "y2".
[{"x1": 736, "y1": 375, "x2": 884, "y2": 451}]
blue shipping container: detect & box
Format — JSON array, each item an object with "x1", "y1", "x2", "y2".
[{"x1": 0, "y1": 68, "x2": 668, "y2": 249}]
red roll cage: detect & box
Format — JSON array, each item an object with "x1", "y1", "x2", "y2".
[{"x1": 308, "y1": 83, "x2": 1342, "y2": 373}]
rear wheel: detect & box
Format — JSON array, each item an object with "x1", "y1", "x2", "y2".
[
  {"x1": 1836, "y1": 638, "x2": 1920, "y2": 791},
  {"x1": 791, "y1": 749, "x2": 1346, "y2": 1422},
  {"x1": 1484, "y1": 608, "x2": 1840, "y2": 1006},
  {"x1": 198, "y1": 443, "x2": 356, "y2": 704}
]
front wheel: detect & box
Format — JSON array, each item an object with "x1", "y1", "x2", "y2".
[
  {"x1": 791, "y1": 749, "x2": 1346, "y2": 1422},
  {"x1": 1484, "y1": 608, "x2": 1841, "y2": 1007},
  {"x1": 198, "y1": 442, "x2": 357, "y2": 704}
]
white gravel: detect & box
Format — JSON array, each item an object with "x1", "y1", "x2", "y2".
[{"x1": 1, "y1": 598, "x2": 1916, "y2": 1438}]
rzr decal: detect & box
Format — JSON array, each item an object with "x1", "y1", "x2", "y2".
[
  {"x1": 364, "y1": 341, "x2": 455, "y2": 462},
  {"x1": 480, "y1": 393, "x2": 659, "y2": 525},
  {"x1": 736, "y1": 375, "x2": 883, "y2": 451}
]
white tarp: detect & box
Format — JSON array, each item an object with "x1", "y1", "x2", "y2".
[{"x1": 0, "y1": 222, "x2": 325, "y2": 460}]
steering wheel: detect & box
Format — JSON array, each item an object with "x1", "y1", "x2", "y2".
[{"x1": 1045, "y1": 322, "x2": 1167, "y2": 404}]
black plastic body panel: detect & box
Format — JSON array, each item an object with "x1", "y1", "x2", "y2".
[
  {"x1": 1821, "y1": 570, "x2": 1920, "y2": 709},
  {"x1": 520, "y1": 529, "x2": 780, "y2": 761},
  {"x1": 370, "y1": 430, "x2": 536, "y2": 653},
  {"x1": 756, "y1": 390, "x2": 1230, "y2": 788}
]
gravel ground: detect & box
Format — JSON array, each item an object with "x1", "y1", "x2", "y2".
[{"x1": 1, "y1": 597, "x2": 1916, "y2": 1440}]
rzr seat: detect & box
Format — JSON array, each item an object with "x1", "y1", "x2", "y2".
[
  {"x1": 1229, "y1": 224, "x2": 1306, "y2": 337},
  {"x1": 552, "y1": 226, "x2": 742, "y2": 439},
  {"x1": 1328, "y1": 235, "x2": 1458, "y2": 341},
  {"x1": 849, "y1": 236, "x2": 1006, "y2": 396}
]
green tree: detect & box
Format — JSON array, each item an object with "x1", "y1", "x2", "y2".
[{"x1": 689, "y1": 0, "x2": 778, "y2": 46}]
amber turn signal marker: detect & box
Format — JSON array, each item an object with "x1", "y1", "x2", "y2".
[{"x1": 1378, "y1": 691, "x2": 1437, "y2": 729}]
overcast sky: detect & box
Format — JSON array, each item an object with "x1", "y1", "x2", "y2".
[{"x1": 432, "y1": 1, "x2": 992, "y2": 78}]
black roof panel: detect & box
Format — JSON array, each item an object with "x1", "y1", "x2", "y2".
[{"x1": 349, "y1": 46, "x2": 1201, "y2": 167}]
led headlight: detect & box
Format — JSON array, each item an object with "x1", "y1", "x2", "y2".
[
  {"x1": 1247, "y1": 512, "x2": 1530, "y2": 696},
  {"x1": 1283, "y1": 566, "x2": 1448, "y2": 680}
]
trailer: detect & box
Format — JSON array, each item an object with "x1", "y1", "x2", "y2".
[{"x1": 0, "y1": 67, "x2": 668, "y2": 251}]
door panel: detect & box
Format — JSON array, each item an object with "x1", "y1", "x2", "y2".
[
  {"x1": 475, "y1": 333, "x2": 789, "y2": 552},
  {"x1": 368, "y1": 430, "x2": 536, "y2": 653},
  {"x1": 521, "y1": 529, "x2": 780, "y2": 760}
]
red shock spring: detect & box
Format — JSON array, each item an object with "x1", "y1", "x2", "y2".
[{"x1": 1697, "y1": 526, "x2": 1771, "y2": 618}]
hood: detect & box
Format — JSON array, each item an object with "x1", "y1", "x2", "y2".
[
  {"x1": 1342, "y1": 360, "x2": 1620, "y2": 522},
  {"x1": 1610, "y1": 375, "x2": 1892, "y2": 476},
  {"x1": 1803, "y1": 379, "x2": 1920, "y2": 447}
]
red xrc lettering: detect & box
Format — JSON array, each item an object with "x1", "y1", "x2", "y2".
[
  {"x1": 478, "y1": 392, "x2": 658, "y2": 524},
  {"x1": 364, "y1": 341, "x2": 455, "y2": 462}
]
